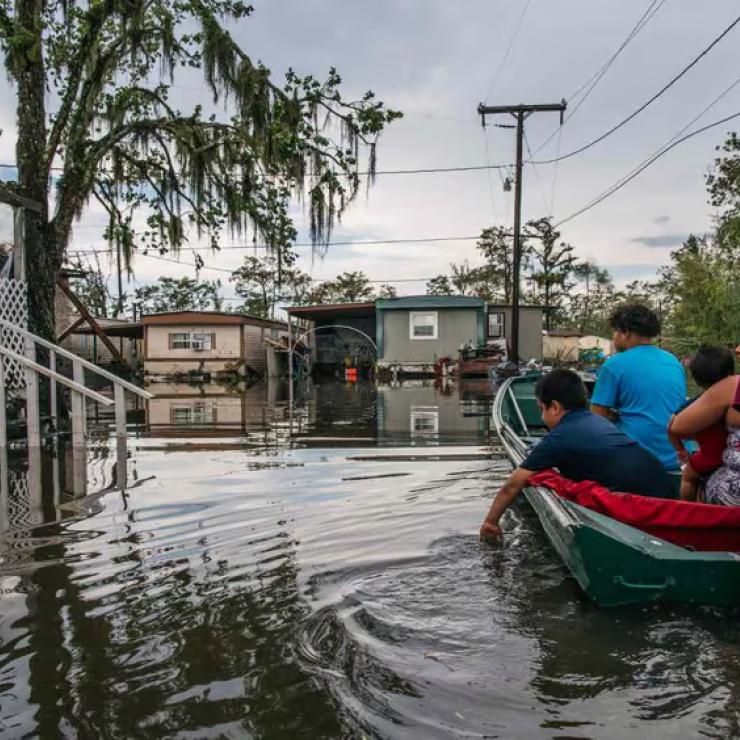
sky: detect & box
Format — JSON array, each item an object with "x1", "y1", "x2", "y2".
[{"x1": 1, "y1": 0, "x2": 739, "y2": 307}]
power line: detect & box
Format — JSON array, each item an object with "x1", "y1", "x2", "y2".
[
  {"x1": 549, "y1": 124, "x2": 564, "y2": 215},
  {"x1": 532, "y1": 10, "x2": 740, "y2": 166},
  {"x1": 532, "y1": 0, "x2": 666, "y2": 156},
  {"x1": 482, "y1": 128, "x2": 499, "y2": 222},
  {"x1": 569, "y1": 0, "x2": 666, "y2": 118},
  {"x1": 569, "y1": 1, "x2": 664, "y2": 113},
  {"x1": 485, "y1": 0, "x2": 534, "y2": 101},
  {"x1": 523, "y1": 131, "x2": 552, "y2": 218},
  {"x1": 83, "y1": 249, "x2": 435, "y2": 284},
  {"x1": 0, "y1": 161, "x2": 511, "y2": 177},
  {"x1": 555, "y1": 103, "x2": 740, "y2": 228},
  {"x1": 72, "y1": 234, "x2": 487, "y2": 256}
]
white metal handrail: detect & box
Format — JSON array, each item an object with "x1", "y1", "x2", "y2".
[
  {"x1": 0, "y1": 345, "x2": 114, "y2": 406},
  {"x1": 0, "y1": 316, "x2": 154, "y2": 400},
  {"x1": 0, "y1": 315, "x2": 153, "y2": 497}
]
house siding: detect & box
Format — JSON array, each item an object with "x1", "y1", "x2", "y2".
[
  {"x1": 64, "y1": 333, "x2": 137, "y2": 366},
  {"x1": 144, "y1": 318, "x2": 289, "y2": 378},
  {"x1": 145, "y1": 324, "x2": 242, "y2": 376},
  {"x1": 380, "y1": 309, "x2": 480, "y2": 363},
  {"x1": 487, "y1": 306, "x2": 544, "y2": 360}
]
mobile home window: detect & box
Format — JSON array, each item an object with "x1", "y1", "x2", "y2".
[
  {"x1": 410, "y1": 407, "x2": 439, "y2": 437},
  {"x1": 169, "y1": 332, "x2": 215, "y2": 350},
  {"x1": 410, "y1": 312, "x2": 438, "y2": 340},
  {"x1": 171, "y1": 404, "x2": 215, "y2": 425},
  {"x1": 488, "y1": 312, "x2": 505, "y2": 339}
]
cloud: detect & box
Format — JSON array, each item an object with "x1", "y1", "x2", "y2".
[
  {"x1": 601, "y1": 263, "x2": 662, "y2": 284},
  {"x1": 653, "y1": 215, "x2": 671, "y2": 225},
  {"x1": 630, "y1": 234, "x2": 689, "y2": 249}
]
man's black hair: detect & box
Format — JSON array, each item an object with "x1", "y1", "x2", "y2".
[
  {"x1": 608, "y1": 303, "x2": 661, "y2": 338},
  {"x1": 689, "y1": 345, "x2": 736, "y2": 389},
  {"x1": 535, "y1": 369, "x2": 588, "y2": 411}
]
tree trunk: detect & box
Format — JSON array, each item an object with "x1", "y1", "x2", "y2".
[{"x1": 14, "y1": 0, "x2": 55, "y2": 342}]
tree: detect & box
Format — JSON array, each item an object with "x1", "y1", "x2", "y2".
[
  {"x1": 230, "y1": 253, "x2": 311, "y2": 318},
  {"x1": 69, "y1": 254, "x2": 115, "y2": 318},
  {"x1": 573, "y1": 261, "x2": 612, "y2": 296},
  {"x1": 426, "y1": 261, "x2": 495, "y2": 300},
  {"x1": 476, "y1": 226, "x2": 524, "y2": 303},
  {"x1": 308, "y1": 271, "x2": 375, "y2": 304},
  {"x1": 525, "y1": 217, "x2": 577, "y2": 328},
  {"x1": 426, "y1": 274, "x2": 454, "y2": 296},
  {"x1": 659, "y1": 234, "x2": 740, "y2": 352},
  {"x1": 134, "y1": 277, "x2": 223, "y2": 314},
  {"x1": 376, "y1": 284, "x2": 397, "y2": 299},
  {"x1": 707, "y1": 132, "x2": 740, "y2": 254},
  {"x1": 0, "y1": 0, "x2": 401, "y2": 340}
]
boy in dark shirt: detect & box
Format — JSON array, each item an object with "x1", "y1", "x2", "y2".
[{"x1": 481, "y1": 369, "x2": 674, "y2": 540}]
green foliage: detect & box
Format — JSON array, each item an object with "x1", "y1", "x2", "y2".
[
  {"x1": 0, "y1": 0, "x2": 401, "y2": 334},
  {"x1": 707, "y1": 132, "x2": 740, "y2": 253},
  {"x1": 135, "y1": 277, "x2": 223, "y2": 314},
  {"x1": 426, "y1": 260, "x2": 497, "y2": 301},
  {"x1": 68, "y1": 254, "x2": 115, "y2": 318},
  {"x1": 660, "y1": 235, "x2": 740, "y2": 353},
  {"x1": 476, "y1": 226, "x2": 528, "y2": 303},
  {"x1": 230, "y1": 252, "x2": 311, "y2": 318},
  {"x1": 306, "y1": 271, "x2": 376, "y2": 304},
  {"x1": 525, "y1": 218, "x2": 577, "y2": 328},
  {"x1": 376, "y1": 284, "x2": 398, "y2": 299}
]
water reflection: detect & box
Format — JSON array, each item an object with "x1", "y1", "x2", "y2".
[{"x1": 142, "y1": 378, "x2": 494, "y2": 449}]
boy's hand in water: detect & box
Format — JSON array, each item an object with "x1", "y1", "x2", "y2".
[{"x1": 480, "y1": 521, "x2": 502, "y2": 541}]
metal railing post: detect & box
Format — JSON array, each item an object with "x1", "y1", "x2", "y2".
[
  {"x1": 71, "y1": 362, "x2": 87, "y2": 496},
  {"x1": 24, "y1": 339, "x2": 42, "y2": 509},
  {"x1": 49, "y1": 351, "x2": 58, "y2": 428},
  {"x1": 24, "y1": 339, "x2": 40, "y2": 447},
  {"x1": 114, "y1": 384, "x2": 127, "y2": 490}
]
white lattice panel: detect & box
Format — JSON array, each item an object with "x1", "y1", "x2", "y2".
[
  {"x1": 7, "y1": 468, "x2": 31, "y2": 529},
  {"x1": 0, "y1": 277, "x2": 27, "y2": 389}
]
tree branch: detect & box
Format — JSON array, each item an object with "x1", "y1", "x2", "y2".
[
  {"x1": 0, "y1": 3, "x2": 13, "y2": 41},
  {"x1": 45, "y1": 0, "x2": 120, "y2": 172}
]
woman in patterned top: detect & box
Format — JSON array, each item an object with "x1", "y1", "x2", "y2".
[{"x1": 671, "y1": 350, "x2": 740, "y2": 506}]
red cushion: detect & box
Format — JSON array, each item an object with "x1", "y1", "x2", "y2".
[{"x1": 529, "y1": 470, "x2": 740, "y2": 552}]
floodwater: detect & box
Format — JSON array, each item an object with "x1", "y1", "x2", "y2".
[{"x1": 1, "y1": 379, "x2": 740, "y2": 738}]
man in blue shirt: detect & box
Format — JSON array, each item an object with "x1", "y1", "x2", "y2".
[
  {"x1": 481, "y1": 369, "x2": 673, "y2": 539},
  {"x1": 590, "y1": 304, "x2": 686, "y2": 471}
]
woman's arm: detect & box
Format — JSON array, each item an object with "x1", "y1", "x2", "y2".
[
  {"x1": 671, "y1": 376, "x2": 735, "y2": 437},
  {"x1": 667, "y1": 414, "x2": 690, "y2": 463}
]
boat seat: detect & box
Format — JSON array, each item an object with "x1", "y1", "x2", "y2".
[{"x1": 512, "y1": 395, "x2": 543, "y2": 429}]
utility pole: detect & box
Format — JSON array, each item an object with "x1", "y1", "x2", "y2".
[{"x1": 477, "y1": 101, "x2": 566, "y2": 364}]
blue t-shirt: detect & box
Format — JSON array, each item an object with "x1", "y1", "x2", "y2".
[
  {"x1": 590, "y1": 345, "x2": 686, "y2": 470},
  {"x1": 521, "y1": 409, "x2": 673, "y2": 498}
]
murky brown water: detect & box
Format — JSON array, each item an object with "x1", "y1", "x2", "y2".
[{"x1": 1, "y1": 380, "x2": 740, "y2": 738}]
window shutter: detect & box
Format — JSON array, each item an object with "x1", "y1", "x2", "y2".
[
  {"x1": 169, "y1": 333, "x2": 173, "y2": 349},
  {"x1": 211, "y1": 333, "x2": 216, "y2": 350}
]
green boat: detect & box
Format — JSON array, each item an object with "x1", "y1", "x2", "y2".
[{"x1": 492, "y1": 374, "x2": 740, "y2": 608}]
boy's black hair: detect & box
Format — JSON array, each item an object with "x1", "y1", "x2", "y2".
[
  {"x1": 689, "y1": 345, "x2": 736, "y2": 389},
  {"x1": 608, "y1": 303, "x2": 661, "y2": 338},
  {"x1": 535, "y1": 369, "x2": 588, "y2": 411}
]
